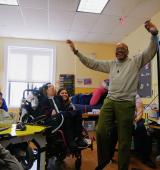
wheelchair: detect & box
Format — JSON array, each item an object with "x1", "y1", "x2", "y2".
[{"x1": 12, "y1": 88, "x2": 94, "y2": 170}]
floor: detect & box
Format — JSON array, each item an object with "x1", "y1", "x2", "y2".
[
  {"x1": 51, "y1": 144, "x2": 160, "y2": 170},
  {"x1": 31, "y1": 131, "x2": 160, "y2": 170}
]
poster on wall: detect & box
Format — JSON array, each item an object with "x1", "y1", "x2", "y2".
[
  {"x1": 76, "y1": 78, "x2": 92, "y2": 85},
  {"x1": 76, "y1": 78, "x2": 84, "y2": 85},
  {"x1": 84, "y1": 78, "x2": 92, "y2": 85},
  {"x1": 137, "y1": 63, "x2": 152, "y2": 97}
]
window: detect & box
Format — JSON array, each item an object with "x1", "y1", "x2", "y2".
[{"x1": 6, "y1": 46, "x2": 56, "y2": 107}]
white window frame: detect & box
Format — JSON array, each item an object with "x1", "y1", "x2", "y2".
[{"x1": 4, "y1": 44, "x2": 56, "y2": 108}]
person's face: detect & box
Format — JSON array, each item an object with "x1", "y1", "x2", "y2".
[
  {"x1": 46, "y1": 84, "x2": 56, "y2": 96},
  {"x1": 115, "y1": 43, "x2": 129, "y2": 61},
  {"x1": 59, "y1": 90, "x2": 69, "y2": 101}
]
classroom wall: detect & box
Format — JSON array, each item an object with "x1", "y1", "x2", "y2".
[
  {"x1": 1, "y1": 11, "x2": 160, "y2": 112},
  {"x1": 122, "y1": 11, "x2": 160, "y2": 104},
  {"x1": 0, "y1": 37, "x2": 116, "y2": 111}
]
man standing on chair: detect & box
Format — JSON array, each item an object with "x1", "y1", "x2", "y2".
[{"x1": 66, "y1": 20, "x2": 159, "y2": 170}]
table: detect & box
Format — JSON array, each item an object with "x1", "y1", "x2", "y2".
[
  {"x1": 82, "y1": 113, "x2": 99, "y2": 121},
  {"x1": 0, "y1": 124, "x2": 47, "y2": 170}
]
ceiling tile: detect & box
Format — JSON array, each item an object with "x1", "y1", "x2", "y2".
[
  {"x1": 49, "y1": 10, "x2": 75, "y2": 30},
  {"x1": 103, "y1": 0, "x2": 144, "y2": 16},
  {"x1": 0, "y1": 0, "x2": 159, "y2": 43},
  {"x1": 0, "y1": 6, "x2": 24, "y2": 27},
  {"x1": 68, "y1": 31, "x2": 89, "y2": 42},
  {"x1": 91, "y1": 15, "x2": 119, "y2": 34},
  {"x1": 22, "y1": 8, "x2": 48, "y2": 31},
  {"x1": 113, "y1": 16, "x2": 145, "y2": 36},
  {"x1": 129, "y1": 0, "x2": 160, "y2": 19},
  {"x1": 86, "y1": 32, "x2": 123, "y2": 43},
  {"x1": 49, "y1": 0, "x2": 78, "y2": 12},
  {"x1": 49, "y1": 29, "x2": 69, "y2": 40},
  {"x1": 86, "y1": 32, "x2": 110, "y2": 43},
  {"x1": 102, "y1": 34, "x2": 124, "y2": 43},
  {"x1": 71, "y1": 12, "x2": 99, "y2": 32},
  {"x1": 19, "y1": 0, "x2": 48, "y2": 9}
]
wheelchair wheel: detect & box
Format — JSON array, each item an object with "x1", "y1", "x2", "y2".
[
  {"x1": 21, "y1": 147, "x2": 35, "y2": 170},
  {"x1": 75, "y1": 156, "x2": 81, "y2": 170}
]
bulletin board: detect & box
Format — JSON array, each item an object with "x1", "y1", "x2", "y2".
[
  {"x1": 137, "y1": 63, "x2": 152, "y2": 97},
  {"x1": 59, "y1": 74, "x2": 75, "y2": 96}
]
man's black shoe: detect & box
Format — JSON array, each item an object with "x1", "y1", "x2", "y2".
[{"x1": 141, "y1": 158, "x2": 156, "y2": 169}]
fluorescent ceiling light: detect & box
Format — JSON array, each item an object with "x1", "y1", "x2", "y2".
[
  {"x1": 77, "y1": 0, "x2": 109, "y2": 14},
  {"x1": 0, "y1": 0, "x2": 18, "y2": 6}
]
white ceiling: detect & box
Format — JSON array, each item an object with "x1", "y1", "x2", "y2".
[{"x1": 0, "y1": 0, "x2": 160, "y2": 43}]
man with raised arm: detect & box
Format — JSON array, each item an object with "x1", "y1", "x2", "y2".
[{"x1": 66, "y1": 20, "x2": 159, "y2": 170}]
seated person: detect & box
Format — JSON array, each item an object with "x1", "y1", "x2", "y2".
[
  {"x1": 110, "y1": 94, "x2": 156, "y2": 169},
  {"x1": 133, "y1": 94, "x2": 156, "y2": 168},
  {"x1": 57, "y1": 88, "x2": 76, "y2": 111},
  {"x1": 90, "y1": 80, "x2": 108, "y2": 106},
  {"x1": 0, "y1": 92, "x2": 8, "y2": 112},
  {"x1": 39, "y1": 83, "x2": 89, "y2": 149},
  {"x1": 57, "y1": 88, "x2": 90, "y2": 146},
  {"x1": 0, "y1": 144, "x2": 23, "y2": 170}
]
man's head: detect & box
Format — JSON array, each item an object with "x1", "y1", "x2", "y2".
[{"x1": 115, "y1": 43, "x2": 129, "y2": 61}]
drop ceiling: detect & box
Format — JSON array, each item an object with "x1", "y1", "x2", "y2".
[{"x1": 0, "y1": 0, "x2": 160, "y2": 43}]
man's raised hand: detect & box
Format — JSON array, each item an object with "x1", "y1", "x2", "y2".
[
  {"x1": 144, "y1": 20, "x2": 158, "y2": 35},
  {"x1": 66, "y1": 39, "x2": 78, "y2": 54}
]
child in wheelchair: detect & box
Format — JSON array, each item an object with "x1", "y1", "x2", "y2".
[
  {"x1": 57, "y1": 87, "x2": 91, "y2": 148},
  {"x1": 18, "y1": 83, "x2": 93, "y2": 169},
  {"x1": 39, "y1": 83, "x2": 91, "y2": 150}
]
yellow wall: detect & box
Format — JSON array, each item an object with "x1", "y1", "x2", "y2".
[
  {"x1": 1, "y1": 11, "x2": 160, "y2": 112},
  {"x1": 75, "y1": 87, "x2": 95, "y2": 94},
  {"x1": 74, "y1": 42, "x2": 115, "y2": 88},
  {"x1": 123, "y1": 12, "x2": 160, "y2": 104},
  {"x1": 0, "y1": 37, "x2": 115, "y2": 113},
  {"x1": 0, "y1": 38, "x2": 115, "y2": 90}
]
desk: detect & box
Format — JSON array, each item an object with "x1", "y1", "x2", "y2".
[
  {"x1": 145, "y1": 117, "x2": 160, "y2": 129},
  {"x1": 82, "y1": 113, "x2": 99, "y2": 121},
  {"x1": 148, "y1": 124, "x2": 160, "y2": 129},
  {"x1": 148, "y1": 122, "x2": 160, "y2": 129},
  {"x1": 0, "y1": 124, "x2": 46, "y2": 170}
]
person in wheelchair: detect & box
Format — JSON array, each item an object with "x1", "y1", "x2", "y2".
[
  {"x1": 39, "y1": 83, "x2": 90, "y2": 150},
  {"x1": 57, "y1": 88, "x2": 91, "y2": 147}
]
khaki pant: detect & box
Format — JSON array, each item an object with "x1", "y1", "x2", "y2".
[{"x1": 96, "y1": 97, "x2": 135, "y2": 170}]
